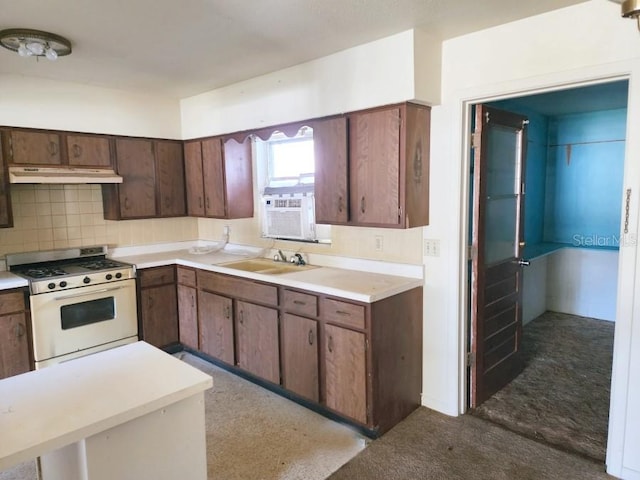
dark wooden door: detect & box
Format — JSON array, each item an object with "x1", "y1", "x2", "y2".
[
  {"x1": 198, "y1": 291, "x2": 234, "y2": 364},
  {"x1": 201, "y1": 138, "x2": 226, "y2": 218},
  {"x1": 0, "y1": 312, "x2": 30, "y2": 379},
  {"x1": 349, "y1": 107, "x2": 401, "y2": 226},
  {"x1": 184, "y1": 141, "x2": 205, "y2": 217},
  {"x1": 140, "y1": 284, "x2": 178, "y2": 348},
  {"x1": 324, "y1": 324, "x2": 367, "y2": 424},
  {"x1": 115, "y1": 138, "x2": 157, "y2": 218},
  {"x1": 282, "y1": 314, "x2": 319, "y2": 402},
  {"x1": 313, "y1": 117, "x2": 349, "y2": 224},
  {"x1": 155, "y1": 140, "x2": 186, "y2": 217},
  {"x1": 10, "y1": 130, "x2": 62, "y2": 165},
  {"x1": 223, "y1": 138, "x2": 254, "y2": 219},
  {"x1": 236, "y1": 300, "x2": 279, "y2": 384},
  {"x1": 177, "y1": 285, "x2": 198, "y2": 350},
  {"x1": 470, "y1": 105, "x2": 528, "y2": 408},
  {"x1": 66, "y1": 135, "x2": 112, "y2": 167}
]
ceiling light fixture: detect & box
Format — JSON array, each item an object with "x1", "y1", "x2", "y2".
[
  {"x1": 0, "y1": 28, "x2": 71, "y2": 61},
  {"x1": 621, "y1": 0, "x2": 640, "y2": 31}
]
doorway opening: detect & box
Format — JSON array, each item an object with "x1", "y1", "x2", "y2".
[{"x1": 467, "y1": 79, "x2": 629, "y2": 462}]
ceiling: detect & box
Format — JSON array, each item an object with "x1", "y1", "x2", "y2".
[{"x1": 1, "y1": 0, "x2": 590, "y2": 98}]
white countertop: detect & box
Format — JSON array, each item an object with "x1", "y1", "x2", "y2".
[
  {"x1": 0, "y1": 271, "x2": 28, "y2": 291},
  {"x1": 0, "y1": 341, "x2": 212, "y2": 471},
  {"x1": 114, "y1": 246, "x2": 423, "y2": 303}
]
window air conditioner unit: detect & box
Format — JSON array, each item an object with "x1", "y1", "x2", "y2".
[{"x1": 261, "y1": 192, "x2": 316, "y2": 240}]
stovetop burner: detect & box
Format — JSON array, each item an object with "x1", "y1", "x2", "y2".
[{"x1": 16, "y1": 267, "x2": 69, "y2": 279}]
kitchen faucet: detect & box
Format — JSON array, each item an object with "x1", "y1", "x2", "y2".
[{"x1": 290, "y1": 253, "x2": 306, "y2": 266}]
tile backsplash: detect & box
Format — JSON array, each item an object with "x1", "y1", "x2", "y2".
[{"x1": 0, "y1": 184, "x2": 198, "y2": 257}]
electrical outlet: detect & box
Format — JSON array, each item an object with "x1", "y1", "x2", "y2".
[
  {"x1": 375, "y1": 235, "x2": 384, "y2": 252},
  {"x1": 424, "y1": 239, "x2": 440, "y2": 257}
]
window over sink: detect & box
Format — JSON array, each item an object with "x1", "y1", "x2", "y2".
[{"x1": 255, "y1": 127, "x2": 331, "y2": 244}]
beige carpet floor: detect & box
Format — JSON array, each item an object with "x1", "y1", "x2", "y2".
[{"x1": 0, "y1": 352, "x2": 366, "y2": 480}]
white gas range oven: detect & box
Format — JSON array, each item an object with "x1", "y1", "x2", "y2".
[{"x1": 7, "y1": 246, "x2": 138, "y2": 369}]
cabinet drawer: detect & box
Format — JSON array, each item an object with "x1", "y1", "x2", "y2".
[
  {"x1": 139, "y1": 266, "x2": 176, "y2": 288},
  {"x1": 283, "y1": 290, "x2": 318, "y2": 318},
  {"x1": 177, "y1": 267, "x2": 197, "y2": 287},
  {"x1": 322, "y1": 298, "x2": 365, "y2": 330},
  {"x1": 198, "y1": 271, "x2": 277, "y2": 306},
  {"x1": 0, "y1": 291, "x2": 25, "y2": 316}
]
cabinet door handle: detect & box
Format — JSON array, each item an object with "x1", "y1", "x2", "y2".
[
  {"x1": 15, "y1": 323, "x2": 25, "y2": 338},
  {"x1": 148, "y1": 296, "x2": 154, "y2": 307},
  {"x1": 73, "y1": 144, "x2": 82, "y2": 158},
  {"x1": 239, "y1": 310, "x2": 244, "y2": 325},
  {"x1": 308, "y1": 329, "x2": 314, "y2": 345},
  {"x1": 335, "y1": 310, "x2": 351, "y2": 317},
  {"x1": 293, "y1": 300, "x2": 306, "y2": 306},
  {"x1": 199, "y1": 197, "x2": 203, "y2": 209},
  {"x1": 124, "y1": 197, "x2": 131, "y2": 210},
  {"x1": 360, "y1": 196, "x2": 366, "y2": 214},
  {"x1": 224, "y1": 305, "x2": 230, "y2": 319},
  {"x1": 49, "y1": 141, "x2": 59, "y2": 157},
  {"x1": 328, "y1": 335, "x2": 334, "y2": 353},
  {"x1": 206, "y1": 197, "x2": 210, "y2": 209},
  {"x1": 338, "y1": 195, "x2": 344, "y2": 213}
]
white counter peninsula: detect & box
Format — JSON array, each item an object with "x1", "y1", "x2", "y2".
[{"x1": 0, "y1": 341, "x2": 212, "y2": 480}]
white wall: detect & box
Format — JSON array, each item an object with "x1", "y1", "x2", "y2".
[
  {"x1": 546, "y1": 248, "x2": 618, "y2": 321},
  {"x1": 0, "y1": 74, "x2": 182, "y2": 138},
  {"x1": 429, "y1": 1, "x2": 640, "y2": 477},
  {"x1": 180, "y1": 29, "x2": 440, "y2": 139}
]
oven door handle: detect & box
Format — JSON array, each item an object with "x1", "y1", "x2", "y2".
[{"x1": 54, "y1": 285, "x2": 127, "y2": 301}]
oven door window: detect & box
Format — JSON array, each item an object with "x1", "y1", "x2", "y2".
[{"x1": 61, "y1": 296, "x2": 116, "y2": 330}]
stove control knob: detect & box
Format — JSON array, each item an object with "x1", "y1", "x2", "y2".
[
  {"x1": 106, "y1": 274, "x2": 113, "y2": 280},
  {"x1": 48, "y1": 282, "x2": 56, "y2": 290},
  {"x1": 83, "y1": 277, "x2": 91, "y2": 284},
  {"x1": 60, "y1": 281, "x2": 67, "y2": 288},
  {"x1": 115, "y1": 272, "x2": 123, "y2": 279}
]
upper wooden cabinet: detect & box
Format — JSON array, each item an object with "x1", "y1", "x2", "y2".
[
  {"x1": 313, "y1": 103, "x2": 430, "y2": 229},
  {"x1": 183, "y1": 136, "x2": 253, "y2": 219},
  {"x1": 66, "y1": 134, "x2": 112, "y2": 168},
  {"x1": 3, "y1": 129, "x2": 114, "y2": 169},
  {"x1": 6, "y1": 130, "x2": 62, "y2": 165},
  {"x1": 0, "y1": 134, "x2": 13, "y2": 228},
  {"x1": 103, "y1": 138, "x2": 186, "y2": 220},
  {"x1": 313, "y1": 117, "x2": 349, "y2": 225}
]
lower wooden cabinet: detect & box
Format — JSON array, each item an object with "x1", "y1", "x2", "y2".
[
  {"x1": 198, "y1": 291, "x2": 234, "y2": 364},
  {"x1": 0, "y1": 289, "x2": 31, "y2": 379},
  {"x1": 324, "y1": 323, "x2": 367, "y2": 424},
  {"x1": 177, "y1": 284, "x2": 198, "y2": 349},
  {"x1": 138, "y1": 266, "x2": 179, "y2": 348},
  {"x1": 236, "y1": 301, "x2": 280, "y2": 384},
  {"x1": 173, "y1": 267, "x2": 422, "y2": 435},
  {"x1": 282, "y1": 314, "x2": 319, "y2": 402}
]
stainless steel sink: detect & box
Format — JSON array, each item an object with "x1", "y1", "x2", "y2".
[{"x1": 219, "y1": 258, "x2": 317, "y2": 275}]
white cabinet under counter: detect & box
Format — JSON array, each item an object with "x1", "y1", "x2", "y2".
[{"x1": 0, "y1": 341, "x2": 212, "y2": 480}]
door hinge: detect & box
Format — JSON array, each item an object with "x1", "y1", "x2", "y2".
[
  {"x1": 466, "y1": 351, "x2": 476, "y2": 367},
  {"x1": 467, "y1": 245, "x2": 477, "y2": 261},
  {"x1": 365, "y1": 338, "x2": 369, "y2": 351},
  {"x1": 471, "y1": 132, "x2": 480, "y2": 148},
  {"x1": 398, "y1": 206, "x2": 403, "y2": 221}
]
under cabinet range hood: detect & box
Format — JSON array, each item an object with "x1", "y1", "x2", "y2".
[{"x1": 8, "y1": 166, "x2": 123, "y2": 184}]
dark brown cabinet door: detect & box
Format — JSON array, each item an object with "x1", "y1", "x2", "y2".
[
  {"x1": 324, "y1": 324, "x2": 367, "y2": 424},
  {"x1": 66, "y1": 135, "x2": 112, "y2": 168},
  {"x1": 155, "y1": 140, "x2": 186, "y2": 217},
  {"x1": 202, "y1": 138, "x2": 226, "y2": 217},
  {"x1": 0, "y1": 135, "x2": 13, "y2": 228},
  {"x1": 0, "y1": 312, "x2": 30, "y2": 379},
  {"x1": 9, "y1": 130, "x2": 62, "y2": 165},
  {"x1": 114, "y1": 138, "x2": 157, "y2": 219},
  {"x1": 313, "y1": 117, "x2": 349, "y2": 224},
  {"x1": 282, "y1": 314, "x2": 319, "y2": 402},
  {"x1": 349, "y1": 108, "x2": 401, "y2": 226},
  {"x1": 184, "y1": 141, "x2": 205, "y2": 217},
  {"x1": 236, "y1": 300, "x2": 279, "y2": 384},
  {"x1": 178, "y1": 285, "x2": 198, "y2": 350},
  {"x1": 223, "y1": 138, "x2": 254, "y2": 219},
  {"x1": 198, "y1": 291, "x2": 234, "y2": 364},
  {"x1": 140, "y1": 284, "x2": 179, "y2": 348}
]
